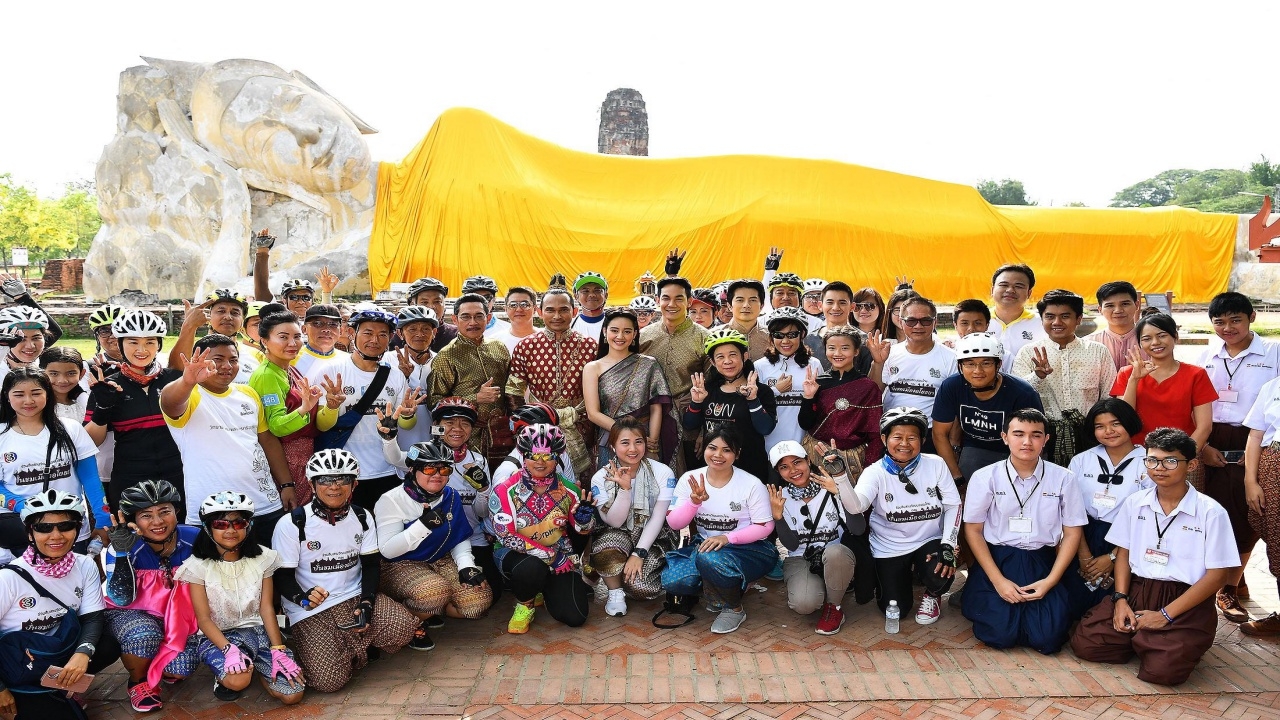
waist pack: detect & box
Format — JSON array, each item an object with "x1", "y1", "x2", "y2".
[{"x1": 315, "y1": 364, "x2": 391, "y2": 451}]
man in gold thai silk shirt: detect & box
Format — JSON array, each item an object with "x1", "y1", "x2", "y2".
[{"x1": 639, "y1": 276, "x2": 709, "y2": 473}]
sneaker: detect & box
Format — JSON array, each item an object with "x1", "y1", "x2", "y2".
[
  {"x1": 213, "y1": 680, "x2": 242, "y2": 702},
  {"x1": 766, "y1": 556, "x2": 785, "y2": 582},
  {"x1": 1241, "y1": 612, "x2": 1280, "y2": 637},
  {"x1": 948, "y1": 589, "x2": 964, "y2": 608},
  {"x1": 916, "y1": 594, "x2": 942, "y2": 625},
  {"x1": 605, "y1": 588, "x2": 628, "y2": 617},
  {"x1": 815, "y1": 603, "x2": 845, "y2": 635},
  {"x1": 128, "y1": 682, "x2": 163, "y2": 712},
  {"x1": 424, "y1": 615, "x2": 445, "y2": 629},
  {"x1": 409, "y1": 620, "x2": 436, "y2": 651},
  {"x1": 1217, "y1": 588, "x2": 1250, "y2": 623},
  {"x1": 711, "y1": 607, "x2": 747, "y2": 634},
  {"x1": 508, "y1": 602, "x2": 536, "y2": 634},
  {"x1": 533, "y1": 593, "x2": 545, "y2": 607}
]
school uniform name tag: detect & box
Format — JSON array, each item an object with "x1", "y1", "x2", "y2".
[
  {"x1": 1218, "y1": 389, "x2": 1239, "y2": 404},
  {"x1": 1008, "y1": 516, "x2": 1034, "y2": 534},
  {"x1": 1143, "y1": 548, "x2": 1170, "y2": 566},
  {"x1": 1092, "y1": 492, "x2": 1118, "y2": 511}
]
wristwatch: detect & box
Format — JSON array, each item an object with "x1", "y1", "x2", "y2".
[
  {"x1": 1111, "y1": 591, "x2": 1128, "y2": 603},
  {"x1": 631, "y1": 548, "x2": 650, "y2": 560},
  {"x1": 75, "y1": 642, "x2": 96, "y2": 656},
  {"x1": 1108, "y1": 550, "x2": 1118, "y2": 562}
]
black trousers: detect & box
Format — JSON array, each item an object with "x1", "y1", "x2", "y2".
[
  {"x1": 499, "y1": 551, "x2": 591, "y2": 627},
  {"x1": 873, "y1": 537, "x2": 954, "y2": 612},
  {"x1": 473, "y1": 544, "x2": 504, "y2": 597}
]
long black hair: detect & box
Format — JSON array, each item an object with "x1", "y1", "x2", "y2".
[
  {"x1": 192, "y1": 510, "x2": 264, "y2": 561},
  {"x1": 0, "y1": 367, "x2": 77, "y2": 465},
  {"x1": 595, "y1": 308, "x2": 641, "y2": 359}
]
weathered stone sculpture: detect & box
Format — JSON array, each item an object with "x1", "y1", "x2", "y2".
[
  {"x1": 85, "y1": 57, "x2": 377, "y2": 300},
  {"x1": 598, "y1": 89, "x2": 649, "y2": 156}
]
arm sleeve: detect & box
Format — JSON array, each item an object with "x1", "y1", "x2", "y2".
[
  {"x1": 103, "y1": 545, "x2": 137, "y2": 607},
  {"x1": 665, "y1": 497, "x2": 700, "y2": 531},
  {"x1": 74, "y1": 610, "x2": 104, "y2": 651},
  {"x1": 375, "y1": 497, "x2": 432, "y2": 560},
  {"x1": 797, "y1": 396, "x2": 820, "y2": 430},
  {"x1": 635, "y1": 499, "x2": 670, "y2": 551},
  {"x1": 75, "y1": 457, "x2": 109, "y2": 529},
  {"x1": 774, "y1": 517, "x2": 802, "y2": 551},
  {"x1": 601, "y1": 489, "x2": 633, "y2": 528},
  {"x1": 748, "y1": 388, "x2": 777, "y2": 436},
  {"x1": 359, "y1": 553, "x2": 380, "y2": 603},
  {"x1": 272, "y1": 566, "x2": 308, "y2": 606},
  {"x1": 382, "y1": 437, "x2": 409, "y2": 473},
  {"x1": 845, "y1": 472, "x2": 875, "y2": 515},
  {"x1": 941, "y1": 503, "x2": 962, "y2": 548},
  {"x1": 449, "y1": 538, "x2": 478, "y2": 570},
  {"x1": 726, "y1": 520, "x2": 774, "y2": 544}
]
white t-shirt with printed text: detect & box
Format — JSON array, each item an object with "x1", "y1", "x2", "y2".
[
  {"x1": 670, "y1": 467, "x2": 771, "y2": 536},
  {"x1": 0, "y1": 419, "x2": 99, "y2": 541},
  {"x1": 273, "y1": 505, "x2": 380, "y2": 625},
  {"x1": 0, "y1": 554, "x2": 104, "y2": 634}
]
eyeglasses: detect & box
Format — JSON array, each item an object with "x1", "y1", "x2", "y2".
[
  {"x1": 284, "y1": 294, "x2": 313, "y2": 303},
  {"x1": 307, "y1": 321, "x2": 341, "y2": 330},
  {"x1": 209, "y1": 518, "x2": 251, "y2": 530},
  {"x1": 902, "y1": 317, "x2": 936, "y2": 327},
  {"x1": 456, "y1": 313, "x2": 487, "y2": 323},
  {"x1": 314, "y1": 475, "x2": 355, "y2": 486},
  {"x1": 771, "y1": 331, "x2": 802, "y2": 340},
  {"x1": 803, "y1": 293, "x2": 824, "y2": 301},
  {"x1": 1096, "y1": 473, "x2": 1125, "y2": 485},
  {"x1": 93, "y1": 328, "x2": 114, "y2": 338},
  {"x1": 507, "y1": 301, "x2": 533, "y2": 310},
  {"x1": 1143, "y1": 456, "x2": 1188, "y2": 470},
  {"x1": 960, "y1": 360, "x2": 999, "y2": 370},
  {"x1": 415, "y1": 465, "x2": 453, "y2": 476},
  {"x1": 31, "y1": 520, "x2": 79, "y2": 534},
  {"x1": 528, "y1": 452, "x2": 555, "y2": 462},
  {"x1": 853, "y1": 302, "x2": 877, "y2": 311}
]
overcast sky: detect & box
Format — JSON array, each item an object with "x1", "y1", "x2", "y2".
[{"x1": 3, "y1": 1, "x2": 1275, "y2": 207}]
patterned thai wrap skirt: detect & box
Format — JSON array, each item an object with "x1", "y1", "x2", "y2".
[{"x1": 588, "y1": 515, "x2": 679, "y2": 600}]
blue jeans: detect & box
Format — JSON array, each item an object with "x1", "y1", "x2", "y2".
[{"x1": 661, "y1": 538, "x2": 777, "y2": 608}]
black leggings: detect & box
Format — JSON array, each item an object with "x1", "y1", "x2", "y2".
[
  {"x1": 873, "y1": 537, "x2": 954, "y2": 612},
  {"x1": 499, "y1": 551, "x2": 591, "y2": 627},
  {"x1": 473, "y1": 544, "x2": 504, "y2": 597}
]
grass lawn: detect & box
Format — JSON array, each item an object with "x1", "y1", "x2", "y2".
[{"x1": 57, "y1": 336, "x2": 183, "y2": 362}]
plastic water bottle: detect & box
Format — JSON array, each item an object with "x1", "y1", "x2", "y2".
[
  {"x1": 885, "y1": 600, "x2": 900, "y2": 634},
  {"x1": 86, "y1": 536, "x2": 105, "y2": 558}
]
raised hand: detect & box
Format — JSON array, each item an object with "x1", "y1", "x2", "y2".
[
  {"x1": 296, "y1": 376, "x2": 322, "y2": 414},
  {"x1": 1031, "y1": 346, "x2": 1054, "y2": 379},
  {"x1": 476, "y1": 377, "x2": 500, "y2": 404},
  {"x1": 0, "y1": 273, "x2": 28, "y2": 299},
  {"x1": 866, "y1": 331, "x2": 891, "y2": 364},
  {"x1": 374, "y1": 402, "x2": 401, "y2": 437},
  {"x1": 108, "y1": 510, "x2": 138, "y2": 553},
  {"x1": 687, "y1": 473, "x2": 710, "y2": 504},
  {"x1": 774, "y1": 373, "x2": 793, "y2": 394},
  {"x1": 252, "y1": 228, "x2": 276, "y2": 252},
  {"x1": 180, "y1": 348, "x2": 217, "y2": 386},
  {"x1": 740, "y1": 371, "x2": 759, "y2": 400},
  {"x1": 802, "y1": 365, "x2": 820, "y2": 399},
  {"x1": 320, "y1": 373, "x2": 346, "y2": 410},
  {"x1": 767, "y1": 484, "x2": 786, "y2": 520},
  {"x1": 893, "y1": 275, "x2": 915, "y2": 291},
  {"x1": 665, "y1": 247, "x2": 687, "y2": 276},
  {"x1": 316, "y1": 266, "x2": 339, "y2": 294},
  {"x1": 400, "y1": 386, "x2": 425, "y2": 416},
  {"x1": 1126, "y1": 347, "x2": 1154, "y2": 379},
  {"x1": 607, "y1": 459, "x2": 634, "y2": 491},
  {"x1": 180, "y1": 298, "x2": 212, "y2": 334},
  {"x1": 396, "y1": 347, "x2": 414, "y2": 378},
  {"x1": 764, "y1": 246, "x2": 783, "y2": 271},
  {"x1": 690, "y1": 373, "x2": 708, "y2": 404},
  {"x1": 813, "y1": 465, "x2": 840, "y2": 494}
]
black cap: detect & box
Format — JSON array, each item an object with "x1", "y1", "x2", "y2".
[{"x1": 304, "y1": 304, "x2": 342, "y2": 321}]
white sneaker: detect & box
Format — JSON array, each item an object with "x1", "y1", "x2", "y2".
[
  {"x1": 605, "y1": 588, "x2": 628, "y2": 617},
  {"x1": 915, "y1": 594, "x2": 941, "y2": 625}
]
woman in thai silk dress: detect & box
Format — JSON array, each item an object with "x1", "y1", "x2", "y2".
[{"x1": 583, "y1": 309, "x2": 672, "y2": 466}]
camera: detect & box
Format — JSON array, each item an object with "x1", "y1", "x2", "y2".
[{"x1": 803, "y1": 545, "x2": 824, "y2": 575}]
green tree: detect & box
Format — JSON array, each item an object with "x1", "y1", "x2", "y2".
[
  {"x1": 0, "y1": 174, "x2": 101, "y2": 268},
  {"x1": 1110, "y1": 158, "x2": 1279, "y2": 213},
  {"x1": 1109, "y1": 169, "x2": 1197, "y2": 208},
  {"x1": 976, "y1": 178, "x2": 1035, "y2": 206}
]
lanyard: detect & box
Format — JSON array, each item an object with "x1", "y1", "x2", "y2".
[
  {"x1": 1153, "y1": 508, "x2": 1179, "y2": 550},
  {"x1": 1004, "y1": 460, "x2": 1042, "y2": 517},
  {"x1": 1222, "y1": 355, "x2": 1247, "y2": 390}
]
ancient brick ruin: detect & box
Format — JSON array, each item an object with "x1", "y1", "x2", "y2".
[{"x1": 598, "y1": 89, "x2": 649, "y2": 156}]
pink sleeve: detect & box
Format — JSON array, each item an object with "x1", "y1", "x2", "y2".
[
  {"x1": 665, "y1": 498, "x2": 700, "y2": 530},
  {"x1": 1109, "y1": 366, "x2": 1131, "y2": 397},
  {"x1": 1190, "y1": 367, "x2": 1220, "y2": 406},
  {"x1": 726, "y1": 520, "x2": 775, "y2": 544}
]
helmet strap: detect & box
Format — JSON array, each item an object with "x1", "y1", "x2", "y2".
[{"x1": 965, "y1": 373, "x2": 1002, "y2": 394}]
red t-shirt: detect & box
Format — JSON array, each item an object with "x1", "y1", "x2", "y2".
[{"x1": 1109, "y1": 362, "x2": 1218, "y2": 444}]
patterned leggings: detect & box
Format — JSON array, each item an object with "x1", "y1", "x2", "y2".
[
  {"x1": 195, "y1": 625, "x2": 305, "y2": 697},
  {"x1": 1249, "y1": 446, "x2": 1280, "y2": 577},
  {"x1": 380, "y1": 556, "x2": 493, "y2": 618},
  {"x1": 290, "y1": 595, "x2": 419, "y2": 693},
  {"x1": 105, "y1": 609, "x2": 200, "y2": 678}
]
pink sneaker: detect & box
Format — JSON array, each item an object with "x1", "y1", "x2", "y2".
[
  {"x1": 815, "y1": 603, "x2": 845, "y2": 635},
  {"x1": 915, "y1": 594, "x2": 941, "y2": 625},
  {"x1": 128, "y1": 682, "x2": 163, "y2": 712}
]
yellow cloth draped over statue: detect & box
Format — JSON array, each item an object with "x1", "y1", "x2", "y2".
[{"x1": 370, "y1": 108, "x2": 1236, "y2": 302}]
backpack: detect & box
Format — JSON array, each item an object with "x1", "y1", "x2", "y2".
[{"x1": 290, "y1": 504, "x2": 369, "y2": 542}]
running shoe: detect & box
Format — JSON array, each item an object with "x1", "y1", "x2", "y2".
[
  {"x1": 605, "y1": 588, "x2": 628, "y2": 617},
  {"x1": 916, "y1": 594, "x2": 941, "y2": 625},
  {"x1": 711, "y1": 607, "x2": 747, "y2": 634},
  {"x1": 128, "y1": 681, "x2": 163, "y2": 712},
  {"x1": 1217, "y1": 589, "x2": 1250, "y2": 624},
  {"x1": 509, "y1": 602, "x2": 536, "y2": 634},
  {"x1": 815, "y1": 603, "x2": 845, "y2": 635}
]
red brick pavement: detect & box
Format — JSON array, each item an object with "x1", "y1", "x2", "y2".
[{"x1": 83, "y1": 558, "x2": 1280, "y2": 719}]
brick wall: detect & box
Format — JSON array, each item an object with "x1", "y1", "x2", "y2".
[{"x1": 39, "y1": 259, "x2": 84, "y2": 292}]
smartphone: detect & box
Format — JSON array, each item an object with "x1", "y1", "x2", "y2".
[
  {"x1": 41, "y1": 667, "x2": 94, "y2": 694},
  {"x1": 1222, "y1": 451, "x2": 1245, "y2": 464}
]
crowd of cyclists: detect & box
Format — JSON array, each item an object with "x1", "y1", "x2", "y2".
[{"x1": 0, "y1": 234, "x2": 1274, "y2": 717}]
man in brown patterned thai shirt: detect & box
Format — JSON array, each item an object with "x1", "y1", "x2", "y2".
[
  {"x1": 428, "y1": 293, "x2": 513, "y2": 469},
  {"x1": 639, "y1": 276, "x2": 709, "y2": 473}
]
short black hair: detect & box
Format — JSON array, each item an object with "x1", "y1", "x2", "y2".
[
  {"x1": 1095, "y1": 281, "x2": 1138, "y2": 305},
  {"x1": 657, "y1": 276, "x2": 693, "y2": 298},
  {"x1": 506, "y1": 286, "x2": 537, "y2": 303},
  {"x1": 953, "y1": 299, "x2": 991, "y2": 321},
  {"x1": 540, "y1": 288, "x2": 575, "y2": 309},
  {"x1": 991, "y1": 263, "x2": 1036, "y2": 290},
  {"x1": 901, "y1": 296, "x2": 937, "y2": 317},
  {"x1": 1004, "y1": 407, "x2": 1048, "y2": 432},
  {"x1": 191, "y1": 512, "x2": 264, "y2": 561},
  {"x1": 194, "y1": 333, "x2": 238, "y2": 353},
  {"x1": 1035, "y1": 289, "x2": 1084, "y2": 317},
  {"x1": 1085, "y1": 398, "x2": 1143, "y2": 439},
  {"x1": 454, "y1": 293, "x2": 490, "y2": 315},
  {"x1": 1208, "y1": 291, "x2": 1254, "y2": 320},
  {"x1": 1144, "y1": 426, "x2": 1197, "y2": 461},
  {"x1": 1135, "y1": 312, "x2": 1178, "y2": 341},
  {"x1": 727, "y1": 279, "x2": 766, "y2": 304},
  {"x1": 258, "y1": 308, "x2": 300, "y2": 338},
  {"x1": 822, "y1": 281, "x2": 854, "y2": 301},
  {"x1": 703, "y1": 424, "x2": 743, "y2": 456}
]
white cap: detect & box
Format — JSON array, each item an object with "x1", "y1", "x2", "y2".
[{"x1": 769, "y1": 440, "x2": 807, "y2": 467}]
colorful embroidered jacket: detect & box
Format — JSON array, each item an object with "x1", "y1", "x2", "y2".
[{"x1": 488, "y1": 470, "x2": 595, "y2": 565}]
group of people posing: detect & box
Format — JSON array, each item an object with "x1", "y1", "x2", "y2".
[{"x1": 0, "y1": 238, "x2": 1274, "y2": 718}]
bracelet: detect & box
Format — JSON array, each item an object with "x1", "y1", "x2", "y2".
[
  {"x1": 278, "y1": 482, "x2": 295, "y2": 490},
  {"x1": 1160, "y1": 607, "x2": 1174, "y2": 624},
  {"x1": 270, "y1": 644, "x2": 288, "y2": 650}
]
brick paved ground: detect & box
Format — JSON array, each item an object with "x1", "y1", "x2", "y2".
[{"x1": 83, "y1": 549, "x2": 1280, "y2": 719}]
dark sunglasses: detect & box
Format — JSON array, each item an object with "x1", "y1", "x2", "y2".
[
  {"x1": 898, "y1": 472, "x2": 919, "y2": 494},
  {"x1": 32, "y1": 520, "x2": 79, "y2": 534},
  {"x1": 415, "y1": 465, "x2": 453, "y2": 476},
  {"x1": 210, "y1": 518, "x2": 250, "y2": 531},
  {"x1": 771, "y1": 331, "x2": 802, "y2": 340},
  {"x1": 1096, "y1": 473, "x2": 1125, "y2": 486},
  {"x1": 853, "y1": 302, "x2": 877, "y2": 311},
  {"x1": 902, "y1": 317, "x2": 936, "y2": 327},
  {"x1": 314, "y1": 475, "x2": 355, "y2": 487},
  {"x1": 284, "y1": 293, "x2": 313, "y2": 302}
]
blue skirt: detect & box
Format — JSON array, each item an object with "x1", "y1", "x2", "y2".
[
  {"x1": 1063, "y1": 516, "x2": 1112, "y2": 620},
  {"x1": 962, "y1": 543, "x2": 1071, "y2": 655}
]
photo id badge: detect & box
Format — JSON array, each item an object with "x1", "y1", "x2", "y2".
[
  {"x1": 1008, "y1": 516, "x2": 1034, "y2": 534},
  {"x1": 1143, "y1": 548, "x2": 1170, "y2": 566},
  {"x1": 1092, "y1": 492, "x2": 1118, "y2": 512},
  {"x1": 1218, "y1": 389, "x2": 1239, "y2": 404}
]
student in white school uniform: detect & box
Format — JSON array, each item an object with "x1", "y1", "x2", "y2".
[
  {"x1": 1071, "y1": 427, "x2": 1239, "y2": 686},
  {"x1": 961, "y1": 408, "x2": 1086, "y2": 655},
  {"x1": 160, "y1": 334, "x2": 294, "y2": 546},
  {"x1": 1063, "y1": 398, "x2": 1151, "y2": 618},
  {"x1": 1197, "y1": 292, "x2": 1280, "y2": 622}
]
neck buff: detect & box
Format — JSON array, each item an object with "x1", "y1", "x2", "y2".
[
  {"x1": 24, "y1": 544, "x2": 75, "y2": 579},
  {"x1": 310, "y1": 495, "x2": 351, "y2": 525},
  {"x1": 402, "y1": 475, "x2": 443, "y2": 505},
  {"x1": 786, "y1": 481, "x2": 821, "y2": 502},
  {"x1": 521, "y1": 467, "x2": 557, "y2": 489},
  {"x1": 576, "y1": 313, "x2": 604, "y2": 324},
  {"x1": 120, "y1": 359, "x2": 163, "y2": 387},
  {"x1": 880, "y1": 453, "x2": 922, "y2": 483}
]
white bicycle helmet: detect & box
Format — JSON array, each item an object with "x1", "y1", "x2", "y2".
[
  {"x1": 199, "y1": 491, "x2": 255, "y2": 520},
  {"x1": 21, "y1": 489, "x2": 85, "y2": 522},
  {"x1": 0, "y1": 306, "x2": 48, "y2": 331},
  {"x1": 280, "y1": 278, "x2": 315, "y2": 295},
  {"x1": 112, "y1": 310, "x2": 167, "y2": 338},
  {"x1": 803, "y1": 278, "x2": 828, "y2": 294},
  {"x1": 880, "y1": 406, "x2": 930, "y2": 435},
  {"x1": 629, "y1": 296, "x2": 658, "y2": 312},
  {"x1": 954, "y1": 331, "x2": 1004, "y2": 361},
  {"x1": 306, "y1": 449, "x2": 361, "y2": 481}
]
